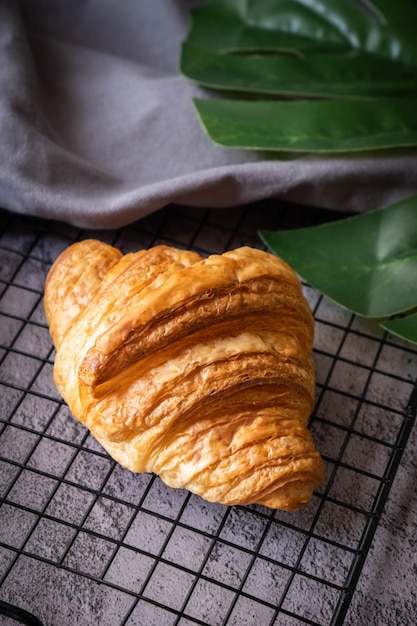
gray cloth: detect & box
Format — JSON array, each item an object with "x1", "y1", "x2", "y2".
[{"x1": 1, "y1": 0, "x2": 417, "y2": 229}]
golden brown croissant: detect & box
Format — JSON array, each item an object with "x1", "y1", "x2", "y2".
[{"x1": 44, "y1": 240, "x2": 323, "y2": 510}]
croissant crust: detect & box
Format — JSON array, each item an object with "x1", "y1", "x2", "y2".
[{"x1": 44, "y1": 241, "x2": 323, "y2": 510}]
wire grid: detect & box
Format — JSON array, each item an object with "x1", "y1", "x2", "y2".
[{"x1": 0, "y1": 201, "x2": 416, "y2": 626}]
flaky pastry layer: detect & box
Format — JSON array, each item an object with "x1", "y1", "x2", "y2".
[{"x1": 44, "y1": 241, "x2": 323, "y2": 510}]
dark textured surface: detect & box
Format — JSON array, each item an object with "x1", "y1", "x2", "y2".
[{"x1": 0, "y1": 200, "x2": 416, "y2": 626}]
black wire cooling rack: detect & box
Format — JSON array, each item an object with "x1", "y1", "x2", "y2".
[{"x1": 0, "y1": 200, "x2": 416, "y2": 626}]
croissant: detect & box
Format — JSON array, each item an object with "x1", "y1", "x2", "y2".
[{"x1": 44, "y1": 240, "x2": 323, "y2": 510}]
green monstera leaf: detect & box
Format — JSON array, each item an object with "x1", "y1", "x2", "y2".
[
  {"x1": 181, "y1": 0, "x2": 417, "y2": 152},
  {"x1": 259, "y1": 192, "x2": 417, "y2": 345},
  {"x1": 192, "y1": 96, "x2": 417, "y2": 152},
  {"x1": 380, "y1": 313, "x2": 417, "y2": 345}
]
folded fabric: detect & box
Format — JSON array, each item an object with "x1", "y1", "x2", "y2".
[{"x1": 0, "y1": 0, "x2": 416, "y2": 229}]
